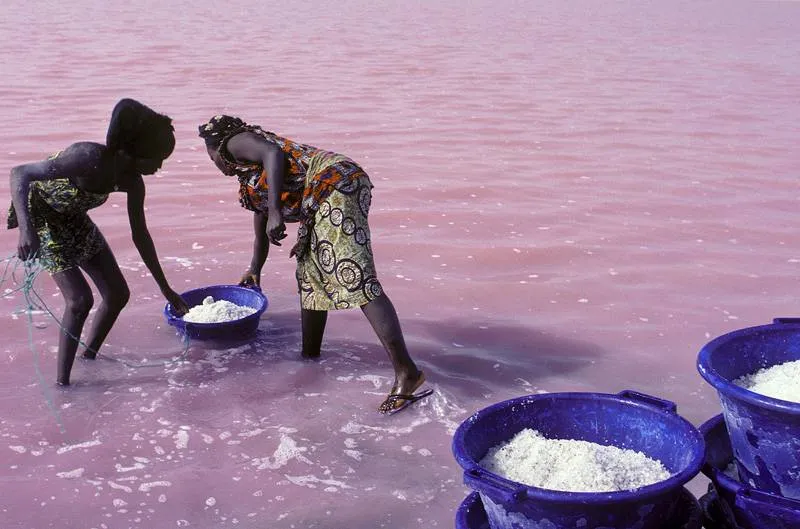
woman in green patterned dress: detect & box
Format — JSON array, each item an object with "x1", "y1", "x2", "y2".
[
  {"x1": 9, "y1": 98, "x2": 189, "y2": 386},
  {"x1": 198, "y1": 115, "x2": 431, "y2": 414}
]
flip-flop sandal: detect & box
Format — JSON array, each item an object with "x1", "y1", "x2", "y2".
[
  {"x1": 378, "y1": 388, "x2": 434, "y2": 415},
  {"x1": 378, "y1": 370, "x2": 430, "y2": 414}
]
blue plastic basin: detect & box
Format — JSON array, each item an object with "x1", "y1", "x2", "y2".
[
  {"x1": 697, "y1": 318, "x2": 800, "y2": 500},
  {"x1": 451, "y1": 390, "x2": 704, "y2": 529},
  {"x1": 164, "y1": 285, "x2": 268, "y2": 340},
  {"x1": 699, "y1": 414, "x2": 800, "y2": 529},
  {"x1": 456, "y1": 488, "x2": 703, "y2": 529}
]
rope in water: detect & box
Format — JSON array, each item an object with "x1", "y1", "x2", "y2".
[
  {"x1": 1, "y1": 254, "x2": 192, "y2": 367},
  {"x1": 0, "y1": 252, "x2": 193, "y2": 431},
  {"x1": 18, "y1": 255, "x2": 66, "y2": 433}
]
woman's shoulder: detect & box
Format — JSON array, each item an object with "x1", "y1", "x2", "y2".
[
  {"x1": 52, "y1": 142, "x2": 107, "y2": 165},
  {"x1": 59, "y1": 141, "x2": 106, "y2": 157},
  {"x1": 44, "y1": 142, "x2": 108, "y2": 180}
]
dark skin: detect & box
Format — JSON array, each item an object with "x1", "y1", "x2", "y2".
[
  {"x1": 11, "y1": 142, "x2": 189, "y2": 385},
  {"x1": 208, "y1": 132, "x2": 425, "y2": 411}
]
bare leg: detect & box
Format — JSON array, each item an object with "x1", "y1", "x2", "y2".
[
  {"x1": 51, "y1": 268, "x2": 94, "y2": 385},
  {"x1": 301, "y1": 308, "x2": 328, "y2": 359},
  {"x1": 79, "y1": 243, "x2": 130, "y2": 359},
  {"x1": 361, "y1": 293, "x2": 423, "y2": 397}
]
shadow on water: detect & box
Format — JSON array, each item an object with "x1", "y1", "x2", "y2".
[
  {"x1": 110, "y1": 311, "x2": 608, "y2": 401},
  {"x1": 16, "y1": 309, "x2": 609, "y2": 439},
  {"x1": 401, "y1": 316, "x2": 608, "y2": 399}
]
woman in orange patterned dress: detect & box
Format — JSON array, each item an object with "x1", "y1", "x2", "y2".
[{"x1": 198, "y1": 115, "x2": 431, "y2": 414}]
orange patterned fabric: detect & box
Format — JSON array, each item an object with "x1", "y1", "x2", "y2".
[
  {"x1": 216, "y1": 126, "x2": 348, "y2": 221},
  {"x1": 216, "y1": 126, "x2": 370, "y2": 259}
]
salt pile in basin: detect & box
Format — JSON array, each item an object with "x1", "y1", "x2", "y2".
[
  {"x1": 182, "y1": 296, "x2": 257, "y2": 324},
  {"x1": 733, "y1": 359, "x2": 800, "y2": 403},
  {"x1": 479, "y1": 428, "x2": 672, "y2": 493}
]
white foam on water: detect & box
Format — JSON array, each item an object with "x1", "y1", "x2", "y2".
[
  {"x1": 115, "y1": 462, "x2": 146, "y2": 473},
  {"x1": 239, "y1": 428, "x2": 267, "y2": 438},
  {"x1": 56, "y1": 439, "x2": 101, "y2": 455},
  {"x1": 339, "y1": 416, "x2": 432, "y2": 436},
  {"x1": 108, "y1": 481, "x2": 133, "y2": 493},
  {"x1": 284, "y1": 474, "x2": 351, "y2": 490},
  {"x1": 163, "y1": 257, "x2": 194, "y2": 268},
  {"x1": 251, "y1": 434, "x2": 312, "y2": 470},
  {"x1": 173, "y1": 430, "x2": 189, "y2": 450},
  {"x1": 344, "y1": 450, "x2": 362, "y2": 461},
  {"x1": 56, "y1": 468, "x2": 84, "y2": 479},
  {"x1": 356, "y1": 374, "x2": 387, "y2": 390},
  {"x1": 138, "y1": 481, "x2": 171, "y2": 492}
]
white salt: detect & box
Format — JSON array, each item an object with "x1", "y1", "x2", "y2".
[
  {"x1": 182, "y1": 296, "x2": 257, "y2": 324},
  {"x1": 733, "y1": 359, "x2": 800, "y2": 403},
  {"x1": 479, "y1": 428, "x2": 672, "y2": 493}
]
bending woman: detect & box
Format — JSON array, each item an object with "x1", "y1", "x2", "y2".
[
  {"x1": 9, "y1": 98, "x2": 189, "y2": 386},
  {"x1": 198, "y1": 115, "x2": 431, "y2": 414}
]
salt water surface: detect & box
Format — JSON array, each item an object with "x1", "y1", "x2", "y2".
[{"x1": 1, "y1": 0, "x2": 799, "y2": 527}]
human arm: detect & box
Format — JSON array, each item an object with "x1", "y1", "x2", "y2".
[
  {"x1": 126, "y1": 176, "x2": 189, "y2": 314},
  {"x1": 226, "y1": 132, "x2": 287, "y2": 245},
  {"x1": 239, "y1": 211, "x2": 269, "y2": 287},
  {"x1": 10, "y1": 161, "x2": 54, "y2": 259},
  {"x1": 9, "y1": 144, "x2": 97, "y2": 260}
]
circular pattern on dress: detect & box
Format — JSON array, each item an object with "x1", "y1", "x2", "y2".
[
  {"x1": 329, "y1": 208, "x2": 343, "y2": 226},
  {"x1": 355, "y1": 227, "x2": 368, "y2": 245},
  {"x1": 342, "y1": 217, "x2": 356, "y2": 236},
  {"x1": 334, "y1": 299, "x2": 351, "y2": 310},
  {"x1": 319, "y1": 201, "x2": 332, "y2": 218},
  {"x1": 335, "y1": 259, "x2": 364, "y2": 292},
  {"x1": 362, "y1": 277, "x2": 383, "y2": 300},
  {"x1": 298, "y1": 269, "x2": 314, "y2": 293},
  {"x1": 358, "y1": 186, "x2": 372, "y2": 217},
  {"x1": 316, "y1": 241, "x2": 336, "y2": 274}
]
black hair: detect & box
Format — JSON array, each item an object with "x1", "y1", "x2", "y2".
[{"x1": 106, "y1": 98, "x2": 175, "y2": 160}]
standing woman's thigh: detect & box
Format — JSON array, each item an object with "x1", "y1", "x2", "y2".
[
  {"x1": 80, "y1": 241, "x2": 130, "y2": 304},
  {"x1": 51, "y1": 267, "x2": 94, "y2": 312}
]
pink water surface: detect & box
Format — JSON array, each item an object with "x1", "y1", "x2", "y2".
[{"x1": 1, "y1": 0, "x2": 799, "y2": 527}]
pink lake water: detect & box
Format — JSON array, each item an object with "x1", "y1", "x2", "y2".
[{"x1": 1, "y1": 0, "x2": 799, "y2": 527}]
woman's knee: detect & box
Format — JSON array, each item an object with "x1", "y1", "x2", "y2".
[
  {"x1": 102, "y1": 283, "x2": 131, "y2": 312},
  {"x1": 106, "y1": 283, "x2": 130, "y2": 311},
  {"x1": 65, "y1": 291, "x2": 94, "y2": 318}
]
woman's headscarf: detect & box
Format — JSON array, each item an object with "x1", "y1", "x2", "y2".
[{"x1": 198, "y1": 115, "x2": 248, "y2": 150}]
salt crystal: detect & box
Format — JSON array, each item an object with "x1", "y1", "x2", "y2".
[
  {"x1": 182, "y1": 296, "x2": 256, "y2": 324},
  {"x1": 479, "y1": 429, "x2": 671, "y2": 493},
  {"x1": 734, "y1": 359, "x2": 800, "y2": 403}
]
